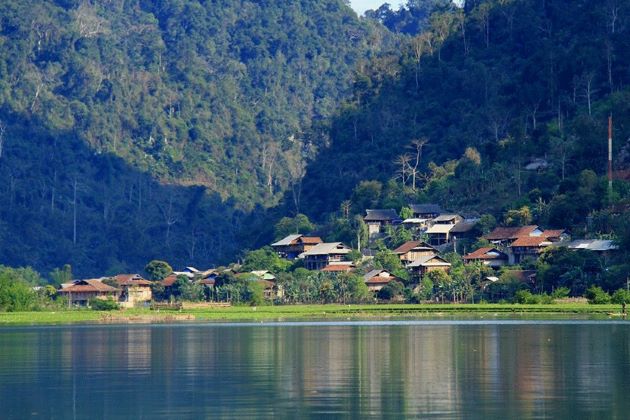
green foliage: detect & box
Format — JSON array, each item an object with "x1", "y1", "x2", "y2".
[
  {"x1": 504, "y1": 206, "x2": 532, "y2": 227},
  {"x1": 585, "y1": 286, "x2": 612, "y2": 305},
  {"x1": 551, "y1": 287, "x2": 571, "y2": 300},
  {"x1": 377, "y1": 280, "x2": 404, "y2": 301},
  {"x1": 89, "y1": 298, "x2": 119, "y2": 311},
  {"x1": 0, "y1": 271, "x2": 37, "y2": 312},
  {"x1": 373, "y1": 250, "x2": 404, "y2": 273},
  {"x1": 274, "y1": 214, "x2": 316, "y2": 240},
  {"x1": 49, "y1": 265, "x2": 73, "y2": 287},
  {"x1": 144, "y1": 260, "x2": 173, "y2": 281},
  {"x1": 241, "y1": 247, "x2": 291, "y2": 273},
  {"x1": 611, "y1": 289, "x2": 630, "y2": 305},
  {"x1": 537, "y1": 248, "x2": 602, "y2": 296}
]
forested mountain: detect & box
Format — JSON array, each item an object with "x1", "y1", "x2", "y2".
[
  {"x1": 298, "y1": 0, "x2": 630, "y2": 238},
  {"x1": 0, "y1": 0, "x2": 385, "y2": 276}
]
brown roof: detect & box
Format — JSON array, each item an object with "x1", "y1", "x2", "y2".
[
  {"x1": 511, "y1": 236, "x2": 551, "y2": 247},
  {"x1": 542, "y1": 230, "x2": 565, "y2": 239},
  {"x1": 321, "y1": 263, "x2": 354, "y2": 272},
  {"x1": 162, "y1": 274, "x2": 178, "y2": 287},
  {"x1": 463, "y1": 247, "x2": 507, "y2": 260},
  {"x1": 114, "y1": 274, "x2": 152, "y2": 287},
  {"x1": 59, "y1": 279, "x2": 118, "y2": 293},
  {"x1": 393, "y1": 241, "x2": 434, "y2": 255},
  {"x1": 299, "y1": 236, "x2": 323, "y2": 245},
  {"x1": 485, "y1": 226, "x2": 539, "y2": 241}
]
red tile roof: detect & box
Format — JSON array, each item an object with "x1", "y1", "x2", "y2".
[
  {"x1": 463, "y1": 247, "x2": 507, "y2": 260},
  {"x1": 114, "y1": 274, "x2": 152, "y2": 286},
  {"x1": 59, "y1": 279, "x2": 118, "y2": 293},
  {"x1": 542, "y1": 230, "x2": 565, "y2": 239},
  {"x1": 321, "y1": 264, "x2": 354, "y2": 272},
  {"x1": 393, "y1": 241, "x2": 434, "y2": 254},
  {"x1": 485, "y1": 226, "x2": 539, "y2": 241},
  {"x1": 162, "y1": 274, "x2": 178, "y2": 287},
  {"x1": 511, "y1": 236, "x2": 551, "y2": 247},
  {"x1": 299, "y1": 236, "x2": 323, "y2": 245}
]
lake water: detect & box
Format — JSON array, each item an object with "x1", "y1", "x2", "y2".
[{"x1": 1, "y1": 320, "x2": 630, "y2": 418}]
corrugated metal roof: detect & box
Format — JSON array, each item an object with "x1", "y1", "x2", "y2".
[
  {"x1": 567, "y1": 239, "x2": 618, "y2": 251},
  {"x1": 364, "y1": 209, "x2": 399, "y2": 222},
  {"x1": 271, "y1": 234, "x2": 303, "y2": 247},
  {"x1": 301, "y1": 242, "x2": 352, "y2": 256},
  {"x1": 426, "y1": 224, "x2": 455, "y2": 234},
  {"x1": 407, "y1": 255, "x2": 451, "y2": 268}
]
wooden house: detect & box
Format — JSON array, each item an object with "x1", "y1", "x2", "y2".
[
  {"x1": 463, "y1": 247, "x2": 508, "y2": 269},
  {"x1": 409, "y1": 203, "x2": 443, "y2": 219},
  {"x1": 509, "y1": 236, "x2": 553, "y2": 264},
  {"x1": 432, "y1": 214, "x2": 463, "y2": 225},
  {"x1": 406, "y1": 255, "x2": 451, "y2": 281},
  {"x1": 271, "y1": 234, "x2": 323, "y2": 259},
  {"x1": 58, "y1": 279, "x2": 119, "y2": 307},
  {"x1": 484, "y1": 225, "x2": 544, "y2": 246},
  {"x1": 426, "y1": 223, "x2": 456, "y2": 246},
  {"x1": 301, "y1": 242, "x2": 352, "y2": 271},
  {"x1": 112, "y1": 274, "x2": 153, "y2": 308},
  {"x1": 393, "y1": 241, "x2": 436, "y2": 264},
  {"x1": 364, "y1": 209, "x2": 400, "y2": 237},
  {"x1": 321, "y1": 262, "x2": 355, "y2": 273},
  {"x1": 363, "y1": 269, "x2": 399, "y2": 292}
]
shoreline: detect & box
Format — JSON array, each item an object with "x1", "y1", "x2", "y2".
[{"x1": 0, "y1": 303, "x2": 627, "y2": 326}]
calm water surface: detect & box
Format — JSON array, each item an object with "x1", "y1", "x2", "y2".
[{"x1": 1, "y1": 320, "x2": 630, "y2": 419}]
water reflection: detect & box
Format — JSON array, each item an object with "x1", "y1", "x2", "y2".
[{"x1": 1, "y1": 322, "x2": 629, "y2": 418}]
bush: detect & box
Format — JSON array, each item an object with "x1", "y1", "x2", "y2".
[
  {"x1": 585, "y1": 286, "x2": 611, "y2": 304},
  {"x1": 90, "y1": 298, "x2": 119, "y2": 311},
  {"x1": 551, "y1": 287, "x2": 571, "y2": 299},
  {"x1": 611, "y1": 289, "x2": 630, "y2": 305}
]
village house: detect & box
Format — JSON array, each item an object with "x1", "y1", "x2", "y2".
[
  {"x1": 393, "y1": 241, "x2": 436, "y2": 265},
  {"x1": 401, "y1": 217, "x2": 430, "y2": 232},
  {"x1": 364, "y1": 209, "x2": 401, "y2": 237},
  {"x1": 449, "y1": 220, "x2": 478, "y2": 241},
  {"x1": 509, "y1": 236, "x2": 554, "y2": 264},
  {"x1": 426, "y1": 223, "x2": 455, "y2": 246},
  {"x1": 432, "y1": 214, "x2": 463, "y2": 225},
  {"x1": 409, "y1": 203, "x2": 443, "y2": 219},
  {"x1": 463, "y1": 247, "x2": 509, "y2": 269},
  {"x1": 58, "y1": 279, "x2": 119, "y2": 307},
  {"x1": 363, "y1": 269, "x2": 399, "y2": 292},
  {"x1": 112, "y1": 274, "x2": 153, "y2": 308},
  {"x1": 406, "y1": 255, "x2": 451, "y2": 281},
  {"x1": 565, "y1": 239, "x2": 618, "y2": 261},
  {"x1": 484, "y1": 225, "x2": 545, "y2": 246},
  {"x1": 271, "y1": 234, "x2": 323, "y2": 259},
  {"x1": 301, "y1": 242, "x2": 353, "y2": 271},
  {"x1": 249, "y1": 271, "x2": 283, "y2": 300},
  {"x1": 321, "y1": 262, "x2": 355, "y2": 273}
]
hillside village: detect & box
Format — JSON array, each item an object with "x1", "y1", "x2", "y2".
[{"x1": 57, "y1": 202, "x2": 621, "y2": 308}]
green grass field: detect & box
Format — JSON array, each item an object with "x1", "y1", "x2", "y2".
[{"x1": 0, "y1": 303, "x2": 626, "y2": 326}]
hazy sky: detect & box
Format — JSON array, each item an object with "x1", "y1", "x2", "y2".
[{"x1": 349, "y1": 0, "x2": 404, "y2": 15}]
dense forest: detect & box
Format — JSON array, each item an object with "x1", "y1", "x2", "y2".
[
  {"x1": 0, "y1": 0, "x2": 388, "y2": 276},
  {"x1": 297, "y1": 0, "x2": 630, "y2": 233},
  {"x1": 1, "y1": 0, "x2": 630, "y2": 279}
]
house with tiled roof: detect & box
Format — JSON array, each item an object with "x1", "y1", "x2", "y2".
[
  {"x1": 393, "y1": 241, "x2": 436, "y2": 264},
  {"x1": 409, "y1": 203, "x2": 443, "y2": 219},
  {"x1": 363, "y1": 269, "x2": 399, "y2": 292},
  {"x1": 301, "y1": 242, "x2": 353, "y2": 271},
  {"x1": 111, "y1": 274, "x2": 153, "y2": 308},
  {"x1": 484, "y1": 225, "x2": 544, "y2": 245},
  {"x1": 510, "y1": 236, "x2": 554, "y2": 264},
  {"x1": 463, "y1": 247, "x2": 508, "y2": 268},
  {"x1": 58, "y1": 279, "x2": 119, "y2": 307},
  {"x1": 271, "y1": 234, "x2": 323, "y2": 259},
  {"x1": 407, "y1": 255, "x2": 451, "y2": 281},
  {"x1": 364, "y1": 209, "x2": 401, "y2": 237}
]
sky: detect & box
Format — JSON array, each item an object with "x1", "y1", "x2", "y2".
[{"x1": 349, "y1": 0, "x2": 405, "y2": 15}]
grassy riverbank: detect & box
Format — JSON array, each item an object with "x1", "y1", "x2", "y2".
[{"x1": 0, "y1": 303, "x2": 627, "y2": 326}]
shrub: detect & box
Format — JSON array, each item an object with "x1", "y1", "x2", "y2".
[
  {"x1": 611, "y1": 289, "x2": 630, "y2": 305},
  {"x1": 90, "y1": 298, "x2": 119, "y2": 311},
  {"x1": 551, "y1": 287, "x2": 571, "y2": 299},
  {"x1": 585, "y1": 286, "x2": 611, "y2": 304}
]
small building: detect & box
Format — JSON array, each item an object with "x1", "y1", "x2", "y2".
[
  {"x1": 484, "y1": 225, "x2": 544, "y2": 246},
  {"x1": 407, "y1": 255, "x2": 451, "y2": 281},
  {"x1": 251, "y1": 270, "x2": 277, "y2": 281},
  {"x1": 401, "y1": 218, "x2": 430, "y2": 231},
  {"x1": 463, "y1": 247, "x2": 508, "y2": 269},
  {"x1": 301, "y1": 242, "x2": 353, "y2": 271},
  {"x1": 112, "y1": 274, "x2": 153, "y2": 308},
  {"x1": 271, "y1": 234, "x2": 323, "y2": 259},
  {"x1": 450, "y1": 220, "x2": 478, "y2": 241},
  {"x1": 393, "y1": 241, "x2": 436, "y2": 264},
  {"x1": 364, "y1": 209, "x2": 401, "y2": 237},
  {"x1": 509, "y1": 236, "x2": 553, "y2": 264},
  {"x1": 565, "y1": 239, "x2": 618, "y2": 261},
  {"x1": 409, "y1": 203, "x2": 443, "y2": 219},
  {"x1": 432, "y1": 214, "x2": 463, "y2": 225},
  {"x1": 58, "y1": 279, "x2": 119, "y2": 307},
  {"x1": 321, "y1": 262, "x2": 355, "y2": 273},
  {"x1": 363, "y1": 269, "x2": 399, "y2": 292},
  {"x1": 426, "y1": 223, "x2": 456, "y2": 246}
]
